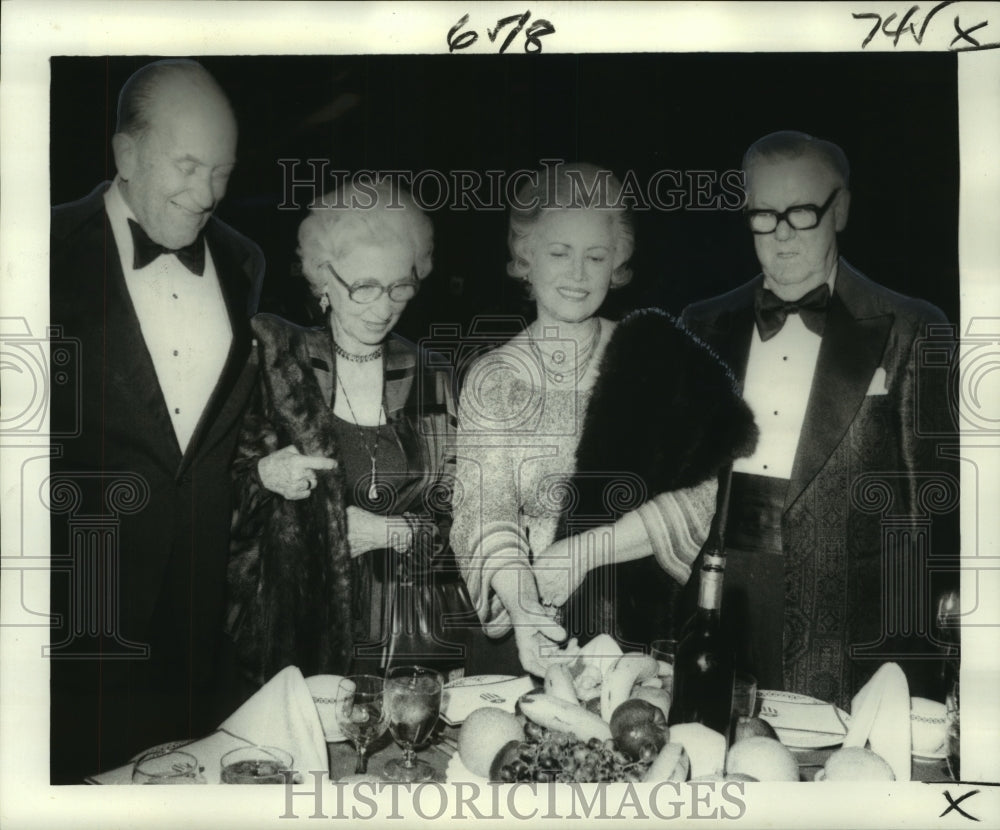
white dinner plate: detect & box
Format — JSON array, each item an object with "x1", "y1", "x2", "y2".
[
  {"x1": 440, "y1": 675, "x2": 533, "y2": 726},
  {"x1": 757, "y1": 689, "x2": 851, "y2": 750}
]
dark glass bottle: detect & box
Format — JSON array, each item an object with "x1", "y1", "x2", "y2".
[{"x1": 667, "y1": 548, "x2": 735, "y2": 739}]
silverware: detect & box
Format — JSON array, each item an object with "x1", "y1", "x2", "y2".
[{"x1": 434, "y1": 734, "x2": 458, "y2": 759}]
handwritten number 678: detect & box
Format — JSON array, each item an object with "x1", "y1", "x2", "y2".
[{"x1": 448, "y1": 11, "x2": 556, "y2": 54}]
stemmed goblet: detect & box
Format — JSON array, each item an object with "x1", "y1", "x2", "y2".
[
  {"x1": 383, "y1": 665, "x2": 443, "y2": 783},
  {"x1": 334, "y1": 675, "x2": 389, "y2": 774}
]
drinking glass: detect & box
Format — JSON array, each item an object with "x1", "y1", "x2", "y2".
[
  {"x1": 945, "y1": 680, "x2": 960, "y2": 781},
  {"x1": 220, "y1": 746, "x2": 296, "y2": 784},
  {"x1": 132, "y1": 749, "x2": 206, "y2": 784},
  {"x1": 334, "y1": 675, "x2": 389, "y2": 774},
  {"x1": 383, "y1": 665, "x2": 443, "y2": 783},
  {"x1": 729, "y1": 671, "x2": 758, "y2": 746},
  {"x1": 650, "y1": 638, "x2": 679, "y2": 695}
]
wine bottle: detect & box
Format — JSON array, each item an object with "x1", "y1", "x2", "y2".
[{"x1": 667, "y1": 546, "x2": 735, "y2": 739}]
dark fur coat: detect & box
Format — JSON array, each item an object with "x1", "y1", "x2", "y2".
[
  {"x1": 558, "y1": 308, "x2": 758, "y2": 647},
  {"x1": 227, "y1": 314, "x2": 458, "y2": 687}
]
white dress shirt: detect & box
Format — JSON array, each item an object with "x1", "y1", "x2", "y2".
[
  {"x1": 733, "y1": 270, "x2": 836, "y2": 480},
  {"x1": 104, "y1": 179, "x2": 232, "y2": 453}
]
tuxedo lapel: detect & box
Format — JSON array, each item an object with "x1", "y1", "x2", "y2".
[
  {"x1": 177, "y1": 220, "x2": 256, "y2": 475},
  {"x1": 785, "y1": 262, "x2": 894, "y2": 510},
  {"x1": 99, "y1": 208, "x2": 185, "y2": 467}
]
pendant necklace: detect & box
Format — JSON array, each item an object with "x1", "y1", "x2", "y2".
[
  {"x1": 335, "y1": 371, "x2": 383, "y2": 501},
  {"x1": 528, "y1": 318, "x2": 602, "y2": 385}
]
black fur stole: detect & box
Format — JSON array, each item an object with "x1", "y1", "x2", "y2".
[{"x1": 558, "y1": 308, "x2": 758, "y2": 647}]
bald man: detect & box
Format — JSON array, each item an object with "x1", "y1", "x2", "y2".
[
  {"x1": 681, "y1": 131, "x2": 957, "y2": 710},
  {"x1": 49, "y1": 60, "x2": 264, "y2": 781}
]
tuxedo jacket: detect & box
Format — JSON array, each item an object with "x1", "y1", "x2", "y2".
[
  {"x1": 681, "y1": 259, "x2": 958, "y2": 708},
  {"x1": 49, "y1": 182, "x2": 264, "y2": 777}
]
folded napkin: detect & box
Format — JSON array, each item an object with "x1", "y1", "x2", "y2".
[
  {"x1": 89, "y1": 665, "x2": 328, "y2": 784},
  {"x1": 842, "y1": 662, "x2": 911, "y2": 781},
  {"x1": 440, "y1": 676, "x2": 536, "y2": 725}
]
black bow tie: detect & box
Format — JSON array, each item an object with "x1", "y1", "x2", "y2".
[
  {"x1": 754, "y1": 283, "x2": 830, "y2": 341},
  {"x1": 129, "y1": 219, "x2": 205, "y2": 276}
]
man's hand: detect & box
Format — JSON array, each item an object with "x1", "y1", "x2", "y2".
[{"x1": 257, "y1": 445, "x2": 336, "y2": 500}]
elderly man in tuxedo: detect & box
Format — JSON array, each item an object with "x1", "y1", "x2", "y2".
[
  {"x1": 681, "y1": 131, "x2": 957, "y2": 710},
  {"x1": 49, "y1": 59, "x2": 265, "y2": 782}
]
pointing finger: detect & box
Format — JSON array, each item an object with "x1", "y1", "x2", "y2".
[{"x1": 298, "y1": 456, "x2": 337, "y2": 471}]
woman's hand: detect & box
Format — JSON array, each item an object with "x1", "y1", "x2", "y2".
[
  {"x1": 533, "y1": 534, "x2": 593, "y2": 608},
  {"x1": 491, "y1": 564, "x2": 575, "y2": 677},
  {"x1": 510, "y1": 604, "x2": 579, "y2": 678},
  {"x1": 346, "y1": 505, "x2": 402, "y2": 557},
  {"x1": 257, "y1": 445, "x2": 336, "y2": 500}
]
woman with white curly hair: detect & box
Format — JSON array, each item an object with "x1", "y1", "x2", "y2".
[{"x1": 227, "y1": 180, "x2": 470, "y2": 686}]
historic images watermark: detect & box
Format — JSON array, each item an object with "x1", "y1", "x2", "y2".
[
  {"x1": 279, "y1": 777, "x2": 749, "y2": 821},
  {"x1": 277, "y1": 159, "x2": 748, "y2": 213}
]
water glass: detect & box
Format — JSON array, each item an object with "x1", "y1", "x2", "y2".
[{"x1": 384, "y1": 665, "x2": 443, "y2": 783}]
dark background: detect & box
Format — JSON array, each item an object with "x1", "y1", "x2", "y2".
[{"x1": 50, "y1": 53, "x2": 960, "y2": 340}]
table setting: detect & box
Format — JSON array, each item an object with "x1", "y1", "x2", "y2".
[{"x1": 91, "y1": 640, "x2": 955, "y2": 786}]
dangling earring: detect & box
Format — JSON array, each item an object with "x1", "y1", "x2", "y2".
[{"x1": 319, "y1": 293, "x2": 330, "y2": 313}]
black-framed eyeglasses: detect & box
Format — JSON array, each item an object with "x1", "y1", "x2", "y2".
[
  {"x1": 324, "y1": 263, "x2": 419, "y2": 304},
  {"x1": 745, "y1": 187, "x2": 841, "y2": 235}
]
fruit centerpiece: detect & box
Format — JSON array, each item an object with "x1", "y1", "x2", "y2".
[
  {"x1": 455, "y1": 635, "x2": 691, "y2": 784},
  {"x1": 452, "y1": 635, "x2": 899, "y2": 784}
]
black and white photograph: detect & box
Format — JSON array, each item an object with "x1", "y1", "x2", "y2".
[{"x1": 1, "y1": 2, "x2": 998, "y2": 828}]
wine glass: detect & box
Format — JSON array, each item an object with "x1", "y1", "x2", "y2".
[
  {"x1": 383, "y1": 665, "x2": 443, "y2": 783},
  {"x1": 334, "y1": 675, "x2": 389, "y2": 774},
  {"x1": 650, "y1": 638, "x2": 678, "y2": 695}
]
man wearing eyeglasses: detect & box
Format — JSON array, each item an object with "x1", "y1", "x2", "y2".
[{"x1": 680, "y1": 130, "x2": 957, "y2": 710}]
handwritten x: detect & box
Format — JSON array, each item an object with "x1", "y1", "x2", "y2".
[{"x1": 940, "y1": 790, "x2": 980, "y2": 821}]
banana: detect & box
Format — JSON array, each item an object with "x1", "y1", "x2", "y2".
[
  {"x1": 600, "y1": 653, "x2": 660, "y2": 722},
  {"x1": 569, "y1": 634, "x2": 622, "y2": 700},
  {"x1": 643, "y1": 742, "x2": 690, "y2": 783},
  {"x1": 544, "y1": 664, "x2": 578, "y2": 704},
  {"x1": 518, "y1": 692, "x2": 613, "y2": 743},
  {"x1": 579, "y1": 634, "x2": 624, "y2": 679}
]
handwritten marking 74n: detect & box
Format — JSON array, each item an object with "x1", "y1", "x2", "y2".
[{"x1": 853, "y1": 1, "x2": 999, "y2": 50}]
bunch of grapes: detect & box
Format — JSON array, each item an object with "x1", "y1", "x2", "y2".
[{"x1": 493, "y1": 721, "x2": 655, "y2": 783}]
